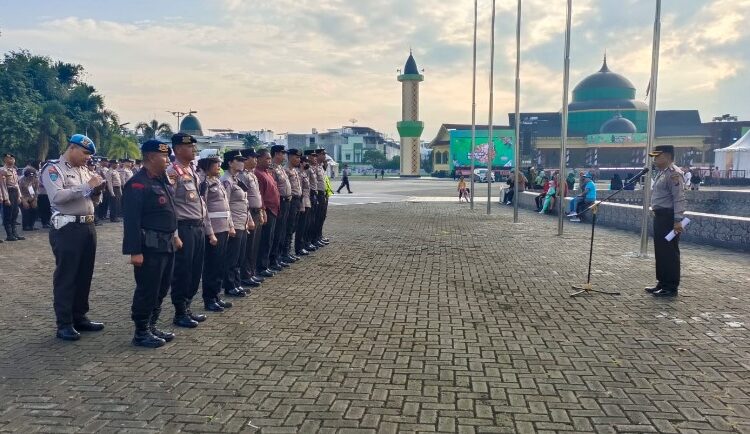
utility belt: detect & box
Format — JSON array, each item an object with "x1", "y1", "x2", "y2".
[
  {"x1": 178, "y1": 219, "x2": 203, "y2": 227},
  {"x1": 7, "y1": 185, "x2": 18, "y2": 190},
  {"x1": 51, "y1": 213, "x2": 95, "y2": 230},
  {"x1": 208, "y1": 211, "x2": 230, "y2": 219},
  {"x1": 142, "y1": 229, "x2": 175, "y2": 253},
  {"x1": 652, "y1": 208, "x2": 674, "y2": 217}
]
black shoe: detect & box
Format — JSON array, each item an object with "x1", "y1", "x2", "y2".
[
  {"x1": 259, "y1": 269, "x2": 275, "y2": 278},
  {"x1": 173, "y1": 314, "x2": 199, "y2": 328},
  {"x1": 283, "y1": 255, "x2": 297, "y2": 263},
  {"x1": 297, "y1": 249, "x2": 309, "y2": 256},
  {"x1": 5, "y1": 236, "x2": 18, "y2": 242},
  {"x1": 132, "y1": 330, "x2": 166, "y2": 348},
  {"x1": 56, "y1": 325, "x2": 81, "y2": 341},
  {"x1": 644, "y1": 285, "x2": 661, "y2": 294},
  {"x1": 42, "y1": 224, "x2": 50, "y2": 229},
  {"x1": 216, "y1": 298, "x2": 233, "y2": 309},
  {"x1": 315, "y1": 241, "x2": 326, "y2": 248},
  {"x1": 307, "y1": 244, "x2": 318, "y2": 251},
  {"x1": 279, "y1": 261, "x2": 290, "y2": 268},
  {"x1": 204, "y1": 301, "x2": 225, "y2": 312},
  {"x1": 94, "y1": 221, "x2": 103, "y2": 226},
  {"x1": 653, "y1": 288, "x2": 678, "y2": 298},
  {"x1": 269, "y1": 265, "x2": 283, "y2": 273},
  {"x1": 242, "y1": 279, "x2": 261, "y2": 288},
  {"x1": 74, "y1": 319, "x2": 105, "y2": 332},
  {"x1": 186, "y1": 308, "x2": 206, "y2": 322},
  {"x1": 14, "y1": 234, "x2": 25, "y2": 241},
  {"x1": 251, "y1": 275, "x2": 265, "y2": 283},
  {"x1": 322, "y1": 238, "x2": 330, "y2": 243},
  {"x1": 226, "y1": 287, "x2": 246, "y2": 297},
  {"x1": 150, "y1": 325, "x2": 175, "y2": 342}
]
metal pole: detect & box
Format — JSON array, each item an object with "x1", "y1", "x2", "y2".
[
  {"x1": 470, "y1": 0, "x2": 478, "y2": 210},
  {"x1": 486, "y1": 0, "x2": 496, "y2": 215},
  {"x1": 640, "y1": 0, "x2": 662, "y2": 256},
  {"x1": 513, "y1": 0, "x2": 522, "y2": 223},
  {"x1": 558, "y1": 0, "x2": 572, "y2": 235}
]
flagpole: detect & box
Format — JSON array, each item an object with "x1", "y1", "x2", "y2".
[
  {"x1": 470, "y1": 0, "x2": 478, "y2": 210},
  {"x1": 487, "y1": 0, "x2": 496, "y2": 215},
  {"x1": 513, "y1": 0, "x2": 522, "y2": 223},
  {"x1": 640, "y1": 0, "x2": 662, "y2": 256},
  {"x1": 558, "y1": 0, "x2": 572, "y2": 236}
]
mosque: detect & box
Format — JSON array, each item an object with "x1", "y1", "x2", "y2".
[{"x1": 429, "y1": 55, "x2": 709, "y2": 174}]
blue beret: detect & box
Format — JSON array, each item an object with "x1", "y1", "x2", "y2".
[
  {"x1": 69, "y1": 134, "x2": 96, "y2": 154},
  {"x1": 141, "y1": 139, "x2": 171, "y2": 154}
]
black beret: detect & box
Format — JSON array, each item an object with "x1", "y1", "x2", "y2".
[
  {"x1": 316, "y1": 148, "x2": 326, "y2": 153},
  {"x1": 270, "y1": 145, "x2": 286, "y2": 154},
  {"x1": 303, "y1": 149, "x2": 317, "y2": 156},
  {"x1": 286, "y1": 148, "x2": 302, "y2": 157},
  {"x1": 109, "y1": 159, "x2": 118, "y2": 164},
  {"x1": 172, "y1": 133, "x2": 196, "y2": 146},
  {"x1": 135, "y1": 159, "x2": 142, "y2": 164},
  {"x1": 649, "y1": 145, "x2": 674, "y2": 157},
  {"x1": 86, "y1": 159, "x2": 96, "y2": 166},
  {"x1": 197, "y1": 157, "x2": 220, "y2": 172},
  {"x1": 240, "y1": 148, "x2": 257, "y2": 158},
  {"x1": 2, "y1": 153, "x2": 15, "y2": 158},
  {"x1": 141, "y1": 139, "x2": 171, "y2": 154},
  {"x1": 223, "y1": 149, "x2": 247, "y2": 162}
]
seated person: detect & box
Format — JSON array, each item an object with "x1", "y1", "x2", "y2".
[
  {"x1": 534, "y1": 176, "x2": 550, "y2": 211},
  {"x1": 569, "y1": 172, "x2": 596, "y2": 222}
]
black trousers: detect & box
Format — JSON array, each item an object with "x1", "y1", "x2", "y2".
[
  {"x1": 202, "y1": 231, "x2": 229, "y2": 302},
  {"x1": 223, "y1": 229, "x2": 247, "y2": 291},
  {"x1": 306, "y1": 196, "x2": 318, "y2": 244},
  {"x1": 37, "y1": 194, "x2": 51, "y2": 226},
  {"x1": 284, "y1": 197, "x2": 302, "y2": 256},
  {"x1": 257, "y1": 211, "x2": 277, "y2": 272},
  {"x1": 270, "y1": 199, "x2": 290, "y2": 264},
  {"x1": 336, "y1": 177, "x2": 351, "y2": 193},
  {"x1": 170, "y1": 221, "x2": 205, "y2": 314},
  {"x1": 109, "y1": 187, "x2": 122, "y2": 222},
  {"x1": 242, "y1": 210, "x2": 262, "y2": 281},
  {"x1": 97, "y1": 189, "x2": 110, "y2": 220},
  {"x1": 21, "y1": 203, "x2": 37, "y2": 229},
  {"x1": 131, "y1": 251, "x2": 174, "y2": 324},
  {"x1": 49, "y1": 222, "x2": 97, "y2": 328},
  {"x1": 3, "y1": 187, "x2": 20, "y2": 229},
  {"x1": 315, "y1": 192, "x2": 328, "y2": 240},
  {"x1": 653, "y1": 209, "x2": 680, "y2": 290}
]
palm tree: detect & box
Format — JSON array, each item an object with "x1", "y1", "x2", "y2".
[
  {"x1": 107, "y1": 135, "x2": 140, "y2": 159},
  {"x1": 35, "y1": 101, "x2": 75, "y2": 160},
  {"x1": 136, "y1": 120, "x2": 173, "y2": 141}
]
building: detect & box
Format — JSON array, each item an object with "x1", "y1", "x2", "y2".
[
  {"x1": 429, "y1": 55, "x2": 715, "y2": 171},
  {"x1": 278, "y1": 126, "x2": 400, "y2": 164},
  {"x1": 397, "y1": 51, "x2": 424, "y2": 177},
  {"x1": 179, "y1": 113, "x2": 204, "y2": 137}
]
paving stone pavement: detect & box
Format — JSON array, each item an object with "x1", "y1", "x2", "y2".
[{"x1": 0, "y1": 202, "x2": 749, "y2": 434}]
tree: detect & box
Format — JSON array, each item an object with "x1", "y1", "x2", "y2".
[
  {"x1": 385, "y1": 156, "x2": 400, "y2": 171},
  {"x1": 136, "y1": 120, "x2": 173, "y2": 141},
  {"x1": 363, "y1": 150, "x2": 387, "y2": 168},
  {"x1": 107, "y1": 135, "x2": 140, "y2": 159},
  {"x1": 243, "y1": 134, "x2": 260, "y2": 148}
]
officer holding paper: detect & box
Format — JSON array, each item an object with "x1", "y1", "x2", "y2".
[{"x1": 645, "y1": 145, "x2": 686, "y2": 298}]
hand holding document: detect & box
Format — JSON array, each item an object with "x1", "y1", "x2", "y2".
[{"x1": 665, "y1": 217, "x2": 690, "y2": 241}]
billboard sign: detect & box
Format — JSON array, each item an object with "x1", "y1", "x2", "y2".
[
  {"x1": 586, "y1": 133, "x2": 648, "y2": 145},
  {"x1": 449, "y1": 129, "x2": 515, "y2": 169}
]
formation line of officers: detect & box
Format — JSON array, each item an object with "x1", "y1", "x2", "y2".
[{"x1": 40, "y1": 133, "x2": 333, "y2": 347}]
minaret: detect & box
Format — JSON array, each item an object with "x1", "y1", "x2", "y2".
[{"x1": 397, "y1": 51, "x2": 424, "y2": 177}]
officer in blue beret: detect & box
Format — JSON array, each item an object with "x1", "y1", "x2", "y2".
[{"x1": 122, "y1": 139, "x2": 181, "y2": 348}]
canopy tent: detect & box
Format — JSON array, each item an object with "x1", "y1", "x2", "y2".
[{"x1": 714, "y1": 129, "x2": 750, "y2": 176}]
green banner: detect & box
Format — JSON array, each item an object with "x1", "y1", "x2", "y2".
[
  {"x1": 449, "y1": 129, "x2": 515, "y2": 169},
  {"x1": 586, "y1": 133, "x2": 647, "y2": 145}
]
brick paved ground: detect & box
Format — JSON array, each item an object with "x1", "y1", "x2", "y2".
[{"x1": 1, "y1": 201, "x2": 749, "y2": 433}]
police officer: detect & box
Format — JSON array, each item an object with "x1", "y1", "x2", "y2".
[
  {"x1": 284, "y1": 149, "x2": 303, "y2": 263},
  {"x1": 96, "y1": 158, "x2": 110, "y2": 222},
  {"x1": 315, "y1": 149, "x2": 331, "y2": 246},
  {"x1": 106, "y1": 159, "x2": 122, "y2": 222},
  {"x1": 122, "y1": 139, "x2": 180, "y2": 348},
  {"x1": 239, "y1": 148, "x2": 265, "y2": 288},
  {"x1": 168, "y1": 133, "x2": 208, "y2": 328},
  {"x1": 254, "y1": 148, "x2": 280, "y2": 277},
  {"x1": 41, "y1": 134, "x2": 105, "y2": 341},
  {"x1": 1, "y1": 153, "x2": 25, "y2": 241},
  {"x1": 295, "y1": 155, "x2": 312, "y2": 256},
  {"x1": 645, "y1": 145, "x2": 687, "y2": 297},
  {"x1": 221, "y1": 150, "x2": 250, "y2": 297},
  {"x1": 118, "y1": 158, "x2": 134, "y2": 186},
  {"x1": 303, "y1": 150, "x2": 319, "y2": 252},
  {"x1": 269, "y1": 145, "x2": 291, "y2": 271}
]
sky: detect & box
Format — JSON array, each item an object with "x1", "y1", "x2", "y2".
[{"x1": 1, "y1": 0, "x2": 749, "y2": 141}]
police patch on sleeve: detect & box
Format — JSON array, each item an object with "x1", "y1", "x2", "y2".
[{"x1": 48, "y1": 166, "x2": 59, "y2": 182}]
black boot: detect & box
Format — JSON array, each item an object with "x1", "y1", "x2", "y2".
[
  {"x1": 149, "y1": 310, "x2": 175, "y2": 342},
  {"x1": 4, "y1": 224, "x2": 17, "y2": 241},
  {"x1": 173, "y1": 303, "x2": 199, "y2": 328},
  {"x1": 132, "y1": 320, "x2": 165, "y2": 348},
  {"x1": 12, "y1": 224, "x2": 25, "y2": 241}
]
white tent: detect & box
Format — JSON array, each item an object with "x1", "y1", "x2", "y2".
[{"x1": 714, "y1": 129, "x2": 750, "y2": 176}]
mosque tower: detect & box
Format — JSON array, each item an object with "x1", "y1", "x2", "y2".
[{"x1": 397, "y1": 51, "x2": 424, "y2": 177}]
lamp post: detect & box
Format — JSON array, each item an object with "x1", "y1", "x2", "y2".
[
  {"x1": 486, "y1": 0, "x2": 497, "y2": 215},
  {"x1": 558, "y1": 0, "x2": 572, "y2": 236},
  {"x1": 513, "y1": 0, "x2": 522, "y2": 223},
  {"x1": 470, "y1": 0, "x2": 478, "y2": 210}
]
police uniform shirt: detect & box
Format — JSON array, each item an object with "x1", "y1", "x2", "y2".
[
  {"x1": 272, "y1": 163, "x2": 292, "y2": 198},
  {"x1": 118, "y1": 167, "x2": 133, "y2": 186},
  {"x1": 651, "y1": 164, "x2": 687, "y2": 221},
  {"x1": 0, "y1": 165, "x2": 19, "y2": 189},
  {"x1": 18, "y1": 173, "x2": 39, "y2": 201},
  {"x1": 239, "y1": 170, "x2": 263, "y2": 210},
  {"x1": 220, "y1": 172, "x2": 249, "y2": 229},
  {"x1": 167, "y1": 161, "x2": 206, "y2": 222},
  {"x1": 314, "y1": 165, "x2": 326, "y2": 192},
  {"x1": 106, "y1": 168, "x2": 122, "y2": 194},
  {"x1": 201, "y1": 174, "x2": 234, "y2": 236},
  {"x1": 286, "y1": 166, "x2": 302, "y2": 197},
  {"x1": 306, "y1": 166, "x2": 318, "y2": 192},
  {"x1": 297, "y1": 167, "x2": 311, "y2": 209},
  {"x1": 0, "y1": 171, "x2": 7, "y2": 202},
  {"x1": 121, "y1": 168, "x2": 178, "y2": 255},
  {"x1": 40, "y1": 155, "x2": 101, "y2": 216}
]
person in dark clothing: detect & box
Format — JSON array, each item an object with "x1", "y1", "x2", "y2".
[
  {"x1": 122, "y1": 139, "x2": 180, "y2": 348},
  {"x1": 623, "y1": 173, "x2": 636, "y2": 190},
  {"x1": 336, "y1": 164, "x2": 353, "y2": 193},
  {"x1": 609, "y1": 173, "x2": 624, "y2": 190}
]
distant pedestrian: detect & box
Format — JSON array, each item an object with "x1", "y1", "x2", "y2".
[
  {"x1": 380, "y1": 169, "x2": 385, "y2": 180},
  {"x1": 609, "y1": 174, "x2": 623, "y2": 191},
  {"x1": 458, "y1": 177, "x2": 469, "y2": 203},
  {"x1": 336, "y1": 164, "x2": 353, "y2": 194},
  {"x1": 689, "y1": 169, "x2": 701, "y2": 191}
]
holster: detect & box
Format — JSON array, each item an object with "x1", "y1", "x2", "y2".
[{"x1": 142, "y1": 229, "x2": 175, "y2": 253}]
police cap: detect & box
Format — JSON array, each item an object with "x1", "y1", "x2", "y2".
[
  {"x1": 141, "y1": 139, "x2": 172, "y2": 155},
  {"x1": 286, "y1": 148, "x2": 302, "y2": 157},
  {"x1": 649, "y1": 145, "x2": 675, "y2": 157},
  {"x1": 172, "y1": 133, "x2": 197, "y2": 146},
  {"x1": 270, "y1": 144, "x2": 286, "y2": 155},
  {"x1": 240, "y1": 148, "x2": 257, "y2": 158}
]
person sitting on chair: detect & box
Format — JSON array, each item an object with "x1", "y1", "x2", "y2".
[{"x1": 569, "y1": 172, "x2": 596, "y2": 222}]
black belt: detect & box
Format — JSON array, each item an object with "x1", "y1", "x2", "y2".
[
  {"x1": 282, "y1": 196, "x2": 292, "y2": 202},
  {"x1": 7, "y1": 186, "x2": 18, "y2": 190},
  {"x1": 250, "y1": 207, "x2": 263, "y2": 212},
  {"x1": 178, "y1": 219, "x2": 203, "y2": 227},
  {"x1": 292, "y1": 195, "x2": 302, "y2": 200}
]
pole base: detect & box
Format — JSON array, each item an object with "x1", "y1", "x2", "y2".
[{"x1": 570, "y1": 283, "x2": 621, "y2": 297}]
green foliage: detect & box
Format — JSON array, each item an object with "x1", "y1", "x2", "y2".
[
  {"x1": 363, "y1": 150, "x2": 387, "y2": 168},
  {"x1": 243, "y1": 134, "x2": 260, "y2": 148},
  {"x1": 384, "y1": 156, "x2": 400, "y2": 171},
  {"x1": 136, "y1": 120, "x2": 173, "y2": 141},
  {"x1": 107, "y1": 135, "x2": 140, "y2": 159},
  {"x1": 0, "y1": 50, "x2": 127, "y2": 162}
]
